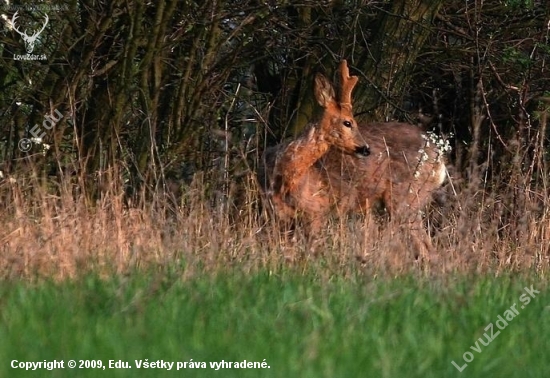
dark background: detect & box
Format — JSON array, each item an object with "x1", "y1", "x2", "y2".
[{"x1": 1, "y1": 0, "x2": 549, "y2": 207}]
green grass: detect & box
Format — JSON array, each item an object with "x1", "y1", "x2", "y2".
[{"x1": 0, "y1": 268, "x2": 548, "y2": 378}]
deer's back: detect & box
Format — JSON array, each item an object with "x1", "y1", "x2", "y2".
[{"x1": 318, "y1": 122, "x2": 447, "y2": 215}]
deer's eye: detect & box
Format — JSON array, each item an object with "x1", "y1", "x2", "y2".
[{"x1": 343, "y1": 120, "x2": 352, "y2": 128}]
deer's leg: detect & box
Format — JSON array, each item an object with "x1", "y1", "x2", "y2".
[
  {"x1": 300, "y1": 189, "x2": 332, "y2": 254},
  {"x1": 302, "y1": 213, "x2": 328, "y2": 256},
  {"x1": 268, "y1": 193, "x2": 297, "y2": 240},
  {"x1": 386, "y1": 190, "x2": 437, "y2": 263},
  {"x1": 404, "y1": 188, "x2": 439, "y2": 264},
  {"x1": 408, "y1": 215, "x2": 435, "y2": 262}
]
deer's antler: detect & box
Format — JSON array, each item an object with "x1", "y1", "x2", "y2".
[
  {"x1": 11, "y1": 11, "x2": 49, "y2": 38},
  {"x1": 11, "y1": 11, "x2": 25, "y2": 36},
  {"x1": 32, "y1": 14, "x2": 49, "y2": 38},
  {"x1": 339, "y1": 60, "x2": 358, "y2": 109}
]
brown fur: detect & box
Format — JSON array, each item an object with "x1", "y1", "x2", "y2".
[
  {"x1": 318, "y1": 122, "x2": 447, "y2": 258},
  {"x1": 259, "y1": 61, "x2": 369, "y2": 232},
  {"x1": 320, "y1": 122, "x2": 446, "y2": 215},
  {"x1": 259, "y1": 61, "x2": 447, "y2": 259}
]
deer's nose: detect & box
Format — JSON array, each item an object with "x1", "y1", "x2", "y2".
[{"x1": 355, "y1": 145, "x2": 370, "y2": 158}]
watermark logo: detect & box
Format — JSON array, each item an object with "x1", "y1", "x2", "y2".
[
  {"x1": 11, "y1": 11, "x2": 48, "y2": 60},
  {"x1": 451, "y1": 285, "x2": 540, "y2": 372},
  {"x1": 19, "y1": 108, "x2": 63, "y2": 153}
]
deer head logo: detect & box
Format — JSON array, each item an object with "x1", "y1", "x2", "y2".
[{"x1": 11, "y1": 11, "x2": 49, "y2": 54}]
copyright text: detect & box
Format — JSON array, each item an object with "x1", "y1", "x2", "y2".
[{"x1": 11, "y1": 359, "x2": 271, "y2": 371}]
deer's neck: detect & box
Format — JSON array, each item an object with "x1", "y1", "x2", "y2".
[{"x1": 274, "y1": 124, "x2": 329, "y2": 194}]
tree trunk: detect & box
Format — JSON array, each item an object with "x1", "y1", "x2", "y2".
[{"x1": 354, "y1": 0, "x2": 444, "y2": 122}]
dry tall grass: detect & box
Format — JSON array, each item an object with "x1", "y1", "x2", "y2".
[{"x1": 1, "y1": 156, "x2": 549, "y2": 282}]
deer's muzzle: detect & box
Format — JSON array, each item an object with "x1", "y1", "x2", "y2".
[{"x1": 355, "y1": 145, "x2": 370, "y2": 158}]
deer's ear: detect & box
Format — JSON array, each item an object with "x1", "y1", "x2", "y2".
[{"x1": 314, "y1": 73, "x2": 336, "y2": 108}]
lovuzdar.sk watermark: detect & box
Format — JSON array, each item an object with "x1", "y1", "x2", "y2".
[
  {"x1": 9, "y1": 11, "x2": 48, "y2": 60},
  {"x1": 451, "y1": 285, "x2": 540, "y2": 372}
]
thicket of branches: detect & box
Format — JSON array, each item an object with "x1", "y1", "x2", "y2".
[{"x1": 0, "y1": 0, "x2": 549, "y2": 204}]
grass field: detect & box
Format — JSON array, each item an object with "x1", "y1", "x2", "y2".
[
  {"x1": 1, "y1": 266, "x2": 548, "y2": 378},
  {"x1": 1, "y1": 168, "x2": 549, "y2": 377}
]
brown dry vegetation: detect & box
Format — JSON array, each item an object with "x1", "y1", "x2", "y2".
[
  {"x1": 1, "y1": 1, "x2": 549, "y2": 281},
  {"x1": 1, "y1": 152, "x2": 549, "y2": 281}
]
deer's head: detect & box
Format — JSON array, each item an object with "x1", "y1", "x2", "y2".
[
  {"x1": 11, "y1": 11, "x2": 49, "y2": 54},
  {"x1": 314, "y1": 60, "x2": 370, "y2": 158}
]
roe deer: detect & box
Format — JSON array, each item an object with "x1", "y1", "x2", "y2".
[
  {"x1": 259, "y1": 60, "x2": 370, "y2": 234},
  {"x1": 259, "y1": 60, "x2": 448, "y2": 259},
  {"x1": 318, "y1": 122, "x2": 448, "y2": 259}
]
